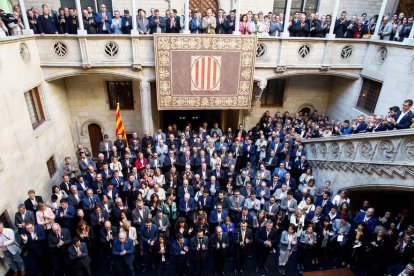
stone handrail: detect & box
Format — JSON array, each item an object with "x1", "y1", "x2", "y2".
[{"x1": 302, "y1": 129, "x2": 414, "y2": 178}]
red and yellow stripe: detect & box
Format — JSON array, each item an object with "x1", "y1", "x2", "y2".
[{"x1": 115, "y1": 103, "x2": 127, "y2": 142}]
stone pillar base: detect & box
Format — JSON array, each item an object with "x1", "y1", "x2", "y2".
[
  {"x1": 77, "y1": 29, "x2": 87, "y2": 35},
  {"x1": 131, "y1": 30, "x2": 140, "y2": 36}
]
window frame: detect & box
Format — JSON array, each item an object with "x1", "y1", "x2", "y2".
[
  {"x1": 356, "y1": 78, "x2": 382, "y2": 114},
  {"x1": 106, "y1": 81, "x2": 135, "y2": 110},
  {"x1": 46, "y1": 156, "x2": 57, "y2": 178},
  {"x1": 25, "y1": 87, "x2": 46, "y2": 129},
  {"x1": 260, "y1": 79, "x2": 286, "y2": 107},
  {"x1": 273, "y1": 0, "x2": 320, "y2": 15}
]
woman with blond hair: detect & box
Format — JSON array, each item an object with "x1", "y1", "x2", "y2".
[{"x1": 36, "y1": 203, "x2": 55, "y2": 232}]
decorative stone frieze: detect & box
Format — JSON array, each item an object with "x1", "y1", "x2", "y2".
[{"x1": 302, "y1": 129, "x2": 414, "y2": 178}]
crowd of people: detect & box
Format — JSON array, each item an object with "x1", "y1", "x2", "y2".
[
  {"x1": 0, "y1": 3, "x2": 413, "y2": 41},
  {"x1": 1, "y1": 103, "x2": 414, "y2": 276}
]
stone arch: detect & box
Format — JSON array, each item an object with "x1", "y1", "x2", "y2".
[
  {"x1": 297, "y1": 103, "x2": 316, "y2": 115},
  {"x1": 43, "y1": 68, "x2": 145, "y2": 82},
  {"x1": 80, "y1": 119, "x2": 106, "y2": 137}
]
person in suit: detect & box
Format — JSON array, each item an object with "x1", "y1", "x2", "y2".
[
  {"x1": 315, "y1": 191, "x2": 333, "y2": 216},
  {"x1": 78, "y1": 153, "x2": 97, "y2": 174},
  {"x1": 15, "y1": 204, "x2": 36, "y2": 234},
  {"x1": 255, "y1": 220, "x2": 278, "y2": 272},
  {"x1": 229, "y1": 190, "x2": 245, "y2": 218},
  {"x1": 209, "y1": 204, "x2": 228, "y2": 228},
  {"x1": 178, "y1": 193, "x2": 195, "y2": 220},
  {"x1": 81, "y1": 189, "x2": 101, "y2": 218},
  {"x1": 131, "y1": 200, "x2": 150, "y2": 232},
  {"x1": 95, "y1": 4, "x2": 112, "y2": 34},
  {"x1": 177, "y1": 179, "x2": 194, "y2": 199},
  {"x1": 264, "y1": 196, "x2": 279, "y2": 220},
  {"x1": 99, "y1": 221, "x2": 118, "y2": 269},
  {"x1": 334, "y1": 11, "x2": 349, "y2": 38},
  {"x1": 166, "y1": 9, "x2": 181, "y2": 33},
  {"x1": 48, "y1": 223, "x2": 72, "y2": 275},
  {"x1": 264, "y1": 150, "x2": 278, "y2": 173},
  {"x1": 56, "y1": 199, "x2": 76, "y2": 231},
  {"x1": 100, "y1": 163, "x2": 113, "y2": 183},
  {"x1": 280, "y1": 190, "x2": 297, "y2": 220},
  {"x1": 68, "y1": 184, "x2": 84, "y2": 209},
  {"x1": 112, "y1": 232, "x2": 135, "y2": 276},
  {"x1": 378, "y1": 15, "x2": 393, "y2": 40},
  {"x1": 233, "y1": 220, "x2": 252, "y2": 274},
  {"x1": 99, "y1": 134, "x2": 113, "y2": 161},
  {"x1": 24, "y1": 189, "x2": 43, "y2": 213},
  {"x1": 235, "y1": 170, "x2": 250, "y2": 188},
  {"x1": 190, "y1": 229, "x2": 209, "y2": 276},
  {"x1": 283, "y1": 172, "x2": 297, "y2": 190},
  {"x1": 60, "y1": 174, "x2": 72, "y2": 195},
  {"x1": 202, "y1": 8, "x2": 217, "y2": 34},
  {"x1": 209, "y1": 226, "x2": 229, "y2": 275},
  {"x1": 388, "y1": 99, "x2": 413, "y2": 129},
  {"x1": 278, "y1": 224, "x2": 298, "y2": 274},
  {"x1": 171, "y1": 233, "x2": 189, "y2": 276},
  {"x1": 149, "y1": 9, "x2": 166, "y2": 34},
  {"x1": 197, "y1": 189, "x2": 213, "y2": 213},
  {"x1": 137, "y1": 9, "x2": 150, "y2": 34},
  {"x1": 353, "y1": 208, "x2": 378, "y2": 233},
  {"x1": 152, "y1": 233, "x2": 169, "y2": 275},
  {"x1": 68, "y1": 237, "x2": 93, "y2": 276},
  {"x1": 190, "y1": 9, "x2": 203, "y2": 34},
  {"x1": 152, "y1": 210, "x2": 170, "y2": 239},
  {"x1": 0, "y1": 223, "x2": 26, "y2": 275},
  {"x1": 20, "y1": 223, "x2": 47, "y2": 274},
  {"x1": 140, "y1": 219, "x2": 158, "y2": 271}
]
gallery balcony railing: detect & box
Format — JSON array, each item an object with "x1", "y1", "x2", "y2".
[{"x1": 302, "y1": 128, "x2": 414, "y2": 178}]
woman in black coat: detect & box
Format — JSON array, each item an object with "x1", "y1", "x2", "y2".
[{"x1": 152, "y1": 234, "x2": 170, "y2": 276}]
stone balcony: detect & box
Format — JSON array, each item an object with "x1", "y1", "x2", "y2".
[{"x1": 302, "y1": 129, "x2": 414, "y2": 192}]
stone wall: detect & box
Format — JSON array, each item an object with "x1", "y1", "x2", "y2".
[
  {"x1": 63, "y1": 74, "x2": 143, "y2": 144},
  {"x1": 246, "y1": 75, "x2": 333, "y2": 128}
]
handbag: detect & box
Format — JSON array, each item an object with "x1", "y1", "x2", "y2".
[{"x1": 363, "y1": 28, "x2": 372, "y2": 39}]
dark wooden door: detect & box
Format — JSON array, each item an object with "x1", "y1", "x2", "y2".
[
  {"x1": 88, "y1": 123, "x2": 103, "y2": 157},
  {"x1": 397, "y1": 0, "x2": 414, "y2": 16},
  {"x1": 190, "y1": 0, "x2": 219, "y2": 16}
]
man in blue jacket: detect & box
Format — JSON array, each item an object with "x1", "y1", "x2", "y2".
[
  {"x1": 112, "y1": 232, "x2": 135, "y2": 276},
  {"x1": 37, "y1": 4, "x2": 58, "y2": 34},
  {"x1": 95, "y1": 4, "x2": 112, "y2": 34}
]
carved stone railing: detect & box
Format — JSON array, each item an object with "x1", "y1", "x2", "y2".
[{"x1": 302, "y1": 129, "x2": 414, "y2": 179}]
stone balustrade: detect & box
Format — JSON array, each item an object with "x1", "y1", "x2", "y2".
[{"x1": 302, "y1": 129, "x2": 414, "y2": 192}]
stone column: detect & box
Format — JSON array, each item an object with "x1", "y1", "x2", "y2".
[
  {"x1": 326, "y1": 0, "x2": 340, "y2": 39},
  {"x1": 403, "y1": 22, "x2": 414, "y2": 45},
  {"x1": 18, "y1": 0, "x2": 33, "y2": 34},
  {"x1": 281, "y1": 0, "x2": 292, "y2": 38},
  {"x1": 131, "y1": 0, "x2": 139, "y2": 35},
  {"x1": 371, "y1": 0, "x2": 388, "y2": 40},
  {"x1": 140, "y1": 80, "x2": 153, "y2": 134},
  {"x1": 233, "y1": 0, "x2": 241, "y2": 34},
  {"x1": 75, "y1": 0, "x2": 87, "y2": 35},
  {"x1": 183, "y1": 0, "x2": 190, "y2": 34}
]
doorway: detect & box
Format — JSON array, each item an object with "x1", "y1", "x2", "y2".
[
  {"x1": 88, "y1": 123, "x2": 103, "y2": 157},
  {"x1": 190, "y1": 0, "x2": 219, "y2": 15}
]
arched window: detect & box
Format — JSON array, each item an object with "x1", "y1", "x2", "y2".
[{"x1": 273, "y1": 0, "x2": 320, "y2": 15}]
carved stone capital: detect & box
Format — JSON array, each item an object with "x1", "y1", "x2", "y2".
[
  {"x1": 81, "y1": 63, "x2": 92, "y2": 70},
  {"x1": 320, "y1": 65, "x2": 331, "y2": 72},
  {"x1": 275, "y1": 65, "x2": 287, "y2": 73},
  {"x1": 132, "y1": 64, "x2": 143, "y2": 71}
]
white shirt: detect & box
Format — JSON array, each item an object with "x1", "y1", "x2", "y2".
[{"x1": 397, "y1": 110, "x2": 410, "y2": 123}]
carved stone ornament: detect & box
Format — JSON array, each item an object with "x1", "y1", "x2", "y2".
[
  {"x1": 375, "y1": 47, "x2": 387, "y2": 65},
  {"x1": 52, "y1": 41, "x2": 68, "y2": 58},
  {"x1": 19, "y1": 43, "x2": 31, "y2": 64},
  {"x1": 330, "y1": 142, "x2": 340, "y2": 159},
  {"x1": 309, "y1": 144, "x2": 317, "y2": 159},
  {"x1": 319, "y1": 144, "x2": 327, "y2": 158},
  {"x1": 309, "y1": 160, "x2": 414, "y2": 178},
  {"x1": 343, "y1": 142, "x2": 356, "y2": 160},
  {"x1": 378, "y1": 140, "x2": 396, "y2": 161},
  {"x1": 104, "y1": 41, "x2": 119, "y2": 58},
  {"x1": 81, "y1": 63, "x2": 92, "y2": 70},
  {"x1": 320, "y1": 65, "x2": 331, "y2": 72},
  {"x1": 132, "y1": 64, "x2": 143, "y2": 71},
  {"x1": 298, "y1": 44, "x2": 311, "y2": 59},
  {"x1": 403, "y1": 139, "x2": 414, "y2": 161},
  {"x1": 256, "y1": 42, "x2": 267, "y2": 58},
  {"x1": 275, "y1": 65, "x2": 287, "y2": 73},
  {"x1": 360, "y1": 141, "x2": 374, "y2": 160},
  {"x1": 340, "y1": 45, "x2": 354, "y2": 61}
]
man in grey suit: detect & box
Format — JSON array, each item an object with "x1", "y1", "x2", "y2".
[
  {"x1": 15, "y1": 204, "x2": 36, "y2": 233},
  {"x1": 137, "y1": 9, "x2": 150, "y2": 34},
  {"x1": 152, "y1": 128, "x2": 166, "y2": 145},
  {"x1": 132, "y1": 200, "x2": 150, "y2": 231},
  {"x1": 152, "y1": 210, "x2": 170, "y2": 238},
  {"x1": 379, "y1": 16, "x2": 393, "y2": 40},
  {"x1": 229, "y1": 189, "x2": 245, "y2": 218},
  {"x1": 99, "y1": 134, "x2": 113, "y2": 161},
  {"x1": 280, "y1": 190, "x2": 297, "y2": 220}
]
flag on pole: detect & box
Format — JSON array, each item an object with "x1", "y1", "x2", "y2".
[{"x1": 115, "y1": 103, "x2": 127, "y2": 142}]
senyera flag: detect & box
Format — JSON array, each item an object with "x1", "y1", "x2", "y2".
[{"x1": 115, "y1": 103, "x2": 128, "y2": 144}]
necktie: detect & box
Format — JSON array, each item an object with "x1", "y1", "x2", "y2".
[{"x1": 241, "y1": 231, "x2": 245, "y2": 241}]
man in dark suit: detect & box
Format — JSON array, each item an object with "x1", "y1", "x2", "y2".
[
  {"x1": 149, "y1": 9, "x2": 166, "y2": 34},
  {"x1": 15, "y1": 204, "x2": 35, "y2": 234},
  {"x1": 305, "y1": 206, "x2": 324, "y2": 227},
  {"x1": 315, "y1": 191, "x2": 333, "y2": 215},
  {"x1": 140, "y1": 219, "x2": 158, "y2": 271},
  {"x1": 178, "y1": 193, "x2": 195, "y2": 220},
  {"x1": 90, "y1": 204, "x2": 109, "y2": 230},
  {"x1": 197, "y1": 189, "x2": 213, "y2": 213},
  {"x1": 334, "y1": 11, "x2": 349, "y2": 38},
  {"x1": 171, "y1": 233, "x2": 190, "y2": 276},
  {"x1": 190, "y1": 229, "x2": 209, "y2": 276},
  {"x1": 233, "y1": 220, "x2": 252, "y2": 274},
  {"x1": 389, "y1": 99, "x2": 413, "y2": 129},
  {"x1": 48, "y1": 223, "x2": 72, "y2": 275},
  {"x1": 20, "y1": 223, "x2": 48, "y2": 275},
  {"x1": 112, "y1": 232, "x2": 135, "y2": 276},
  {"x1": 233, "y1": 207, "x2": 254, "y2": 229},
  {"x1": 283, "y1": 172, "x2": 297, "y2": 191},
  {"x1": 68, "y1": 237, "x2": 93, "y2": 276},
  {"x1": 81, "y1": 189, "x2": 101, "y2": 218},
  {"x1": 56, "y1": 199, "x2": 76, "y2": 231},
  {"x1": 131, "y1": 200, "x2": 150, "y2": 231},
  {"x1": 68, "y1": 184, "x2": 84, "y2": 209},
  {"x1": 209, "y1": 226, "x2": 229, "y2": 275},
  {"x1": 177, "y1": 179, "x2": 194, "y2": 199},
  {"x1": 166, "y1": 9, "x2": 181, "y2": 33},
  {"x1": 353, "y1": 208, "x2": 378, "y2": 233},
  {"x1": 95, "y1": 4, "x2": 112, "y2": 34},
  {"x1": 60, "y1": 174, "x2": 72, "y2": 195},
  {"x1": 114, "y1": 134, "x2": 127, "y2": 158},
  {"x1": 255, "y1": 220, "x2": 278, "y2": 272},
  {"x1": 24, "y1": 190, "x2": 43, "y2": 212},
  {"x1": 152, "y1": 210, "x2": 171, "y2": 239},
  {"x1": 264, "y1": 150, "x2": 279, "y2": 173},
  {"x1": 99, "y1": 134, "x2": 113, "y2": 161}
]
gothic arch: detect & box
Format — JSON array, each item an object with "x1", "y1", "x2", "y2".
[
  {"x1": 80, "y1": 119, "x2": 106, "y2": 137},
  {"x1": 297, "y1": 103, "x2": 316, "y2": 114}
]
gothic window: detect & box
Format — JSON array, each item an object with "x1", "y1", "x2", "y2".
[
  {"x1": 24, "y1": 87, "x2": 46, "y2": 129},
  {"x1": 356, "y1": 78, "x2": 382, "y2": 113},
  {"x1": 273, "y1": 0, "x2": 319, "y2": 15},
  {"x1": 107, "y1": 81, "x2": 134, "y2": 110}
]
